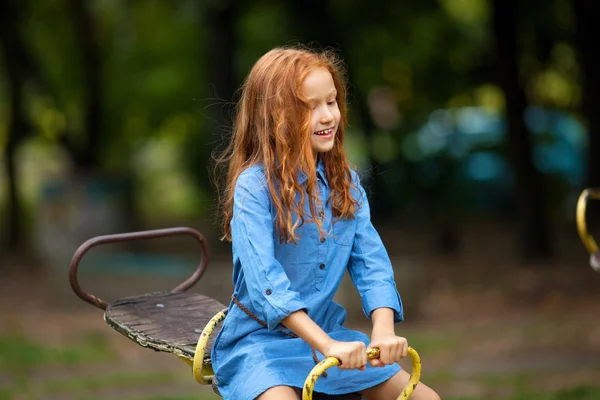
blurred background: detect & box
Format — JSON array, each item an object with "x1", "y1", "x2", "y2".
[{"x1": 1, "y1": 0, "x2": 599, "y2": 399}]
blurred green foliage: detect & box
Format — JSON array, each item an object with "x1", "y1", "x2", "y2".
[{"x1": 0, "y1": 0, "x2": 596, "y2": 255}]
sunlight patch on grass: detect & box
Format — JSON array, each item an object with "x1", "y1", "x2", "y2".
[
  {"x1": 41, "y1": 371, "x2": 186, "y2": 394},
  {"x1": 0, "y1": 332, "x2": 113, "y2": 377},
  {"x1": 6, "y1": 371, "x2": 192, "y2": 399}
]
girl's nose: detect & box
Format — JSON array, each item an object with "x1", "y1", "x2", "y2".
[{"x1": 320, "y1": 108, "x2": 333, "y2": 123}]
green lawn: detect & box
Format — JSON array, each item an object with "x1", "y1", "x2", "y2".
[{"x1": 1, "y1": 330, "x2": 599, "y2": 400}]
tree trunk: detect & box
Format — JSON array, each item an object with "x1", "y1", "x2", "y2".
[
  {"x1": 2, "y1": 106, "x2": 26, "y2": 251},
  {"x1": 201, "y1": 0, "x2": 238, "y2": 192},
  {"x1": 492, "y1": 0, "x2": 552, "y2": 259},
  {"x1": 0, "y1": 0, "x2": 32, "y2": 251},
  {"x1": 574, "y1": 0, "x2": 600, "y2": 189},
  {"x1": 67, "y1": 0, "x2": 103, "y2": 171}
]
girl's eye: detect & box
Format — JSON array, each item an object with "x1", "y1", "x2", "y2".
[{"x1": 327, "y1": 100, "x2": 337, "y2": 106}]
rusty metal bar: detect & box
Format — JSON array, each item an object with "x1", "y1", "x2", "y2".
[{"x1": 69, "y1": 227, "x2": 210, "y2": 310}]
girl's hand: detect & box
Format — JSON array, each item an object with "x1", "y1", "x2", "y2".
[
  {"x1": 324, "y1": 340, "x2": 367, "y2": 370},
  {"x1": 367, "y1": 331, "x2": 408, "y2": 367}
]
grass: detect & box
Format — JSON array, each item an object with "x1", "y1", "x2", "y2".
[
  {"x1": 0, "y1": 331, "x2": 221, "y2": 399},
  {"x1": 446, "y1": 386, "x2": 600, "y2": 400},
  {"x1": 42, "y1": 371, "x2": 186, "y2": 392},
  {"x1": 119, "y1": 396, "x2": 218, "y2": 400},
  {"x1": 1, "y1": 330, "x2": 599, "y2": 400},
  {"x1": 16, "y1": 371, "x2": 203, "y2": 399},
  {"x1": 429, "y1": 369, "x2": 600, "y2": 400},
  {"x1": 402, "y1": 332, "x2": 461, "y2": 356},
  {"x1": 0, "y1": 332, "x2": 112, "y2": 377}
]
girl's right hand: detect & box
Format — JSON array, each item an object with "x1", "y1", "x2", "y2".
[{"x1": 324, "y1": 340, "x2": 367, "y2": 370}]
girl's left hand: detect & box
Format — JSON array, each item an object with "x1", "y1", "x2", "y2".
[{"x1": 367, "y1": 331, "x2": 408, "y2": 367}]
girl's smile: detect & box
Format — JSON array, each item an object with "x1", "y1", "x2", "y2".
[{"x1": 313, "y1": 127, "x2": 335, "y2": 137}]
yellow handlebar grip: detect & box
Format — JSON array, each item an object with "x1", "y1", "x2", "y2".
[
  {"x1": 576, "y1": 189, "x2": 600, "y2": 254},
  {"x1": 192, "y1": 310, "x2": 227, "y2": 384},
  {"x1": 302, "y1": 346, "x2": 421, "y2": 400}
]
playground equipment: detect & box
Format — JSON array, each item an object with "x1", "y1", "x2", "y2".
[
  {"x1": 69, "y1": 227, "x2": 421, "y2": 399},
  {"x1": 576, "y1": 188, "x2": 600, "y2": 272}
]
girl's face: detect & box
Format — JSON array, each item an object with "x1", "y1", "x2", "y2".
[{"x1": 302, "y1": 67, "x2": 341, "y2": 155}]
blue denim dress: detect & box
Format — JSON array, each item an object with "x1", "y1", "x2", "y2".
[{"x1": 211, "y1": 161, "x2": 403, "y2": 400}]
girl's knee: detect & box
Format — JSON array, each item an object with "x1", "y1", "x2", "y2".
[
  {"x1": 256, "y1": 385, "x2": 300, "y2": 400},
  {"x1": 429, "y1": 391, "x2": 442, "y2": 400},
  {"x1": 360, "y1": 369, "x2": 440, "y2": 400},
  {"x1": 411, "y1": 382, "x2": 441, "y2": 400},
  {"x1": 413, "y1": 382, "x2": 441, "y2": 400}
]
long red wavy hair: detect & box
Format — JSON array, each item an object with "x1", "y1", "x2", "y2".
[{"x1": 214, "y1": 46, "x2": 359, "y2": 243}]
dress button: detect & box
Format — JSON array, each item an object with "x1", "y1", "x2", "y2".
[
  {"x1": 320, "y1": 237, "x2": 326, "y2": 243},
  {"x1": 265, "y1": 289, "x2": 272, "y2": 295},
  {"x1": 319, "y1": 263, "x2": 325, "y2": 270}
]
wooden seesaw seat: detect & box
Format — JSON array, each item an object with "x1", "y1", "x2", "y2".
[
  {"x1": 104, "y1": 291, "x2": 226, "y2": 363},
  {"x1": 69, "y1": 227, "x2": 227, "y2": 393}
]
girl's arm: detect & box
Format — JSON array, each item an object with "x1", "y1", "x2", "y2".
[
  {"x1": 282, "y1": 311, "x2": 367, "y2": 370},
  {"x1": 232, "y1": 169, "x2": 308, "y2": 330},
  {"x1": 368, "y1": 307, "x2": 408, "y2": 367},
  {"x1": 347, "y1": 170, "x2": 403, "y2": 324},
  {"x1": 346, "y1": 170, "x2": 407, "y2": 366}
]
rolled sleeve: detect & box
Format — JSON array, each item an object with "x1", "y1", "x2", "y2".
[
  {"x1": 347, "y1": 171, "x2": 404, "y2": 323},
  {"x1": 232, "y1": 169, "x2": 308, "y2": 330},
  {"x1": 360, "y1": 285, "x2": 403, "y2": 322}
]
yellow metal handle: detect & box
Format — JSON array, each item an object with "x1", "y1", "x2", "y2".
[
  {"x1": 192, "y1": 310, "x2": 227, "y2": 384},
  {"x1": 576, "y1": 188, "x2": 600, "y2": 254},
  {"x1": 302, "y1": 347, "x2": 421, "y2": 400}
]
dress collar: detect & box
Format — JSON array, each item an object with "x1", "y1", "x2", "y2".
[{"x1": 297, "y1": 157, "x2": 328, "y2": 187}]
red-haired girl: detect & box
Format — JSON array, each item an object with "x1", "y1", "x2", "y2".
[{"x1": 211, "y1": 47, "x2": 440, "y2": 400}]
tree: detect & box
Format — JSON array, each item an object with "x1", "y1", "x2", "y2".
[
  {"x1": 63, "y1": 0, "x2": 104, "y2": 172},
  {"x1": 491, "y1": 0, "x2": 552, "y2": 259},
  {"x1": 0, "y1": 0, "x2": 35, "y2": 250},
  {"x1": 202, "y1": 0, "x2": 239, "y2": 192},
  {"x1": 574, "y1": 0, "x2": 600, "y2": 189},
  {"x1": 181, "y1": 0, "x2": 240, "y2": 212}
]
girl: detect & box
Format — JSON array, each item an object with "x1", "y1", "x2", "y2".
[{"x1": 211, "y1": 47, "x2": 440, "y2": 400}]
